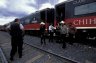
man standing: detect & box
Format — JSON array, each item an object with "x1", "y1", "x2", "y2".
[
  {"x1": 7, "y1": 18, "x2": 24, "y2": 61},
  {"x1": 59, "y1": 21, "x2": 69, "y2": 49},
  {"x1": 40, "y1": 22, "x2": 46, "y2": 45},
  {"x1": 68, "y1": 23, "x2": 77, "y2": 45},
  {"x1": 49, "y1": 24, "x2": 54, "y2": 42}
]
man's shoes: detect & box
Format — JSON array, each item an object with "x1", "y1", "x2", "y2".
[
  {"x1": 10, "y1": 57, "x2": 13, "y2": 61},
  {"x1": 19, "y1": 55, "x2": 22, "y2": 58},
  {"x1": 62, "y1": 46, "x2": 66, "y2": 49}
]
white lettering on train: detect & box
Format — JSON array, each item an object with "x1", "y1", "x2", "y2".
[
  {"x1": 73, "y1": 18, "x2": 96, "y2": 25},
  {"x1": 85, "y1": 19, "x2": 88, "y2": 24}
]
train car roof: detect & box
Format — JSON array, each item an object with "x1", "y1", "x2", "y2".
[
  {"x1": 55, "y1": 0, "x2": 73, "y2": 7},
  {"x1": 39, "y1": 8, "x2": 54, "y2": 12}
]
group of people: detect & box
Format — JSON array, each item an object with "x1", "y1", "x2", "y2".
[
  {"x1": 7, "y1": 18, "x2": 76, "y2": 61},
  {"x1": 40, "y1": 21, "x2": 77, "y2": 49},
  {"x1": 56, "y1": 21, "x2": 77, "y2": 48}
]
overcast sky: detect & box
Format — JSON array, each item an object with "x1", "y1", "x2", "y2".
[{"x1": 0, "y1": 0, "x2": 67, "y2": 25}]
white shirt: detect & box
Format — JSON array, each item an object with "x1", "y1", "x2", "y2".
[
  {"x1": 20, "y1": 24, "x2": 24, "y2": 30},
  {"x1": 49, "y1": 25, "x2": 54, "y2": 31}
]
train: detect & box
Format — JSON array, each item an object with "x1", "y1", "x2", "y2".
[{"x1": 4, "y1": 0, "x2": 96, "y2": 45}]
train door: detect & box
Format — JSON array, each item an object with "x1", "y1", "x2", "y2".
[
  {"x1": 40, "y1": 10, "x2": 46, "y2": 22},
  {"x1": 47, "y1": 8, "x2": 54, "y2": 25},
  {"x1": 55, "y1": 3, "x2": 65, "y2": 24},
  {"x1": 40, "y1": 8, "x2": 54, "y2": 32}
]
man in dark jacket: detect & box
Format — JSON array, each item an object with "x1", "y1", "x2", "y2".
[
  {"x1": 40, "y1": 22, "x2": 46, "y2": 45},
  {"x1": 7, "y1": 18, "x2": 24, "y2": 61}
]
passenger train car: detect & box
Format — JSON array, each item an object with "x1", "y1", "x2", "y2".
[{"x1": 55, "y1": 0, "x2": 96, "y2": 44}]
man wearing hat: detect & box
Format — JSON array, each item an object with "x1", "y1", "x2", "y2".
[
  {"x1": 40, "y1": 22, "x2": 46, "y2": 45},
  {"x1": 60, "y1": 20, "x2": 65, "y2": 24},
  {"x1": 59, "y1": 21, "x2": 69, "y2": 48}
]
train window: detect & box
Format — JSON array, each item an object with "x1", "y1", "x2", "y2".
[
  {"x1": 25, "y1": 19, "x2": 30, "y2": 24},
  {"x1": 31, "y1": 20, "x2": 37, "y2": 23},
  {"x1": 20, "y1": 21, "x2": 24, "y2": 24},
  {"x1": 30, "y1": 17, "x2": 38, "y2": 23},
  {"x1": 75, "y1": 2, "x2": 96, "y2": 15}
]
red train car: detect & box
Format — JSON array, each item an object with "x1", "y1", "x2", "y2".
[{"x1": 20, "y1": 8, "x2": 54, "y2": 36}]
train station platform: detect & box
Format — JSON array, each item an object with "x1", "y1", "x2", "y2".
[
  {"x1": 0, "y1": 31, "x2": 73, "y2": 63},
  {"x1": 24, "y1": 35, "x2": 96, "y2": 63},
  {"x1": 0, "y1": 31, "x2": 96, "y2": 63}
]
